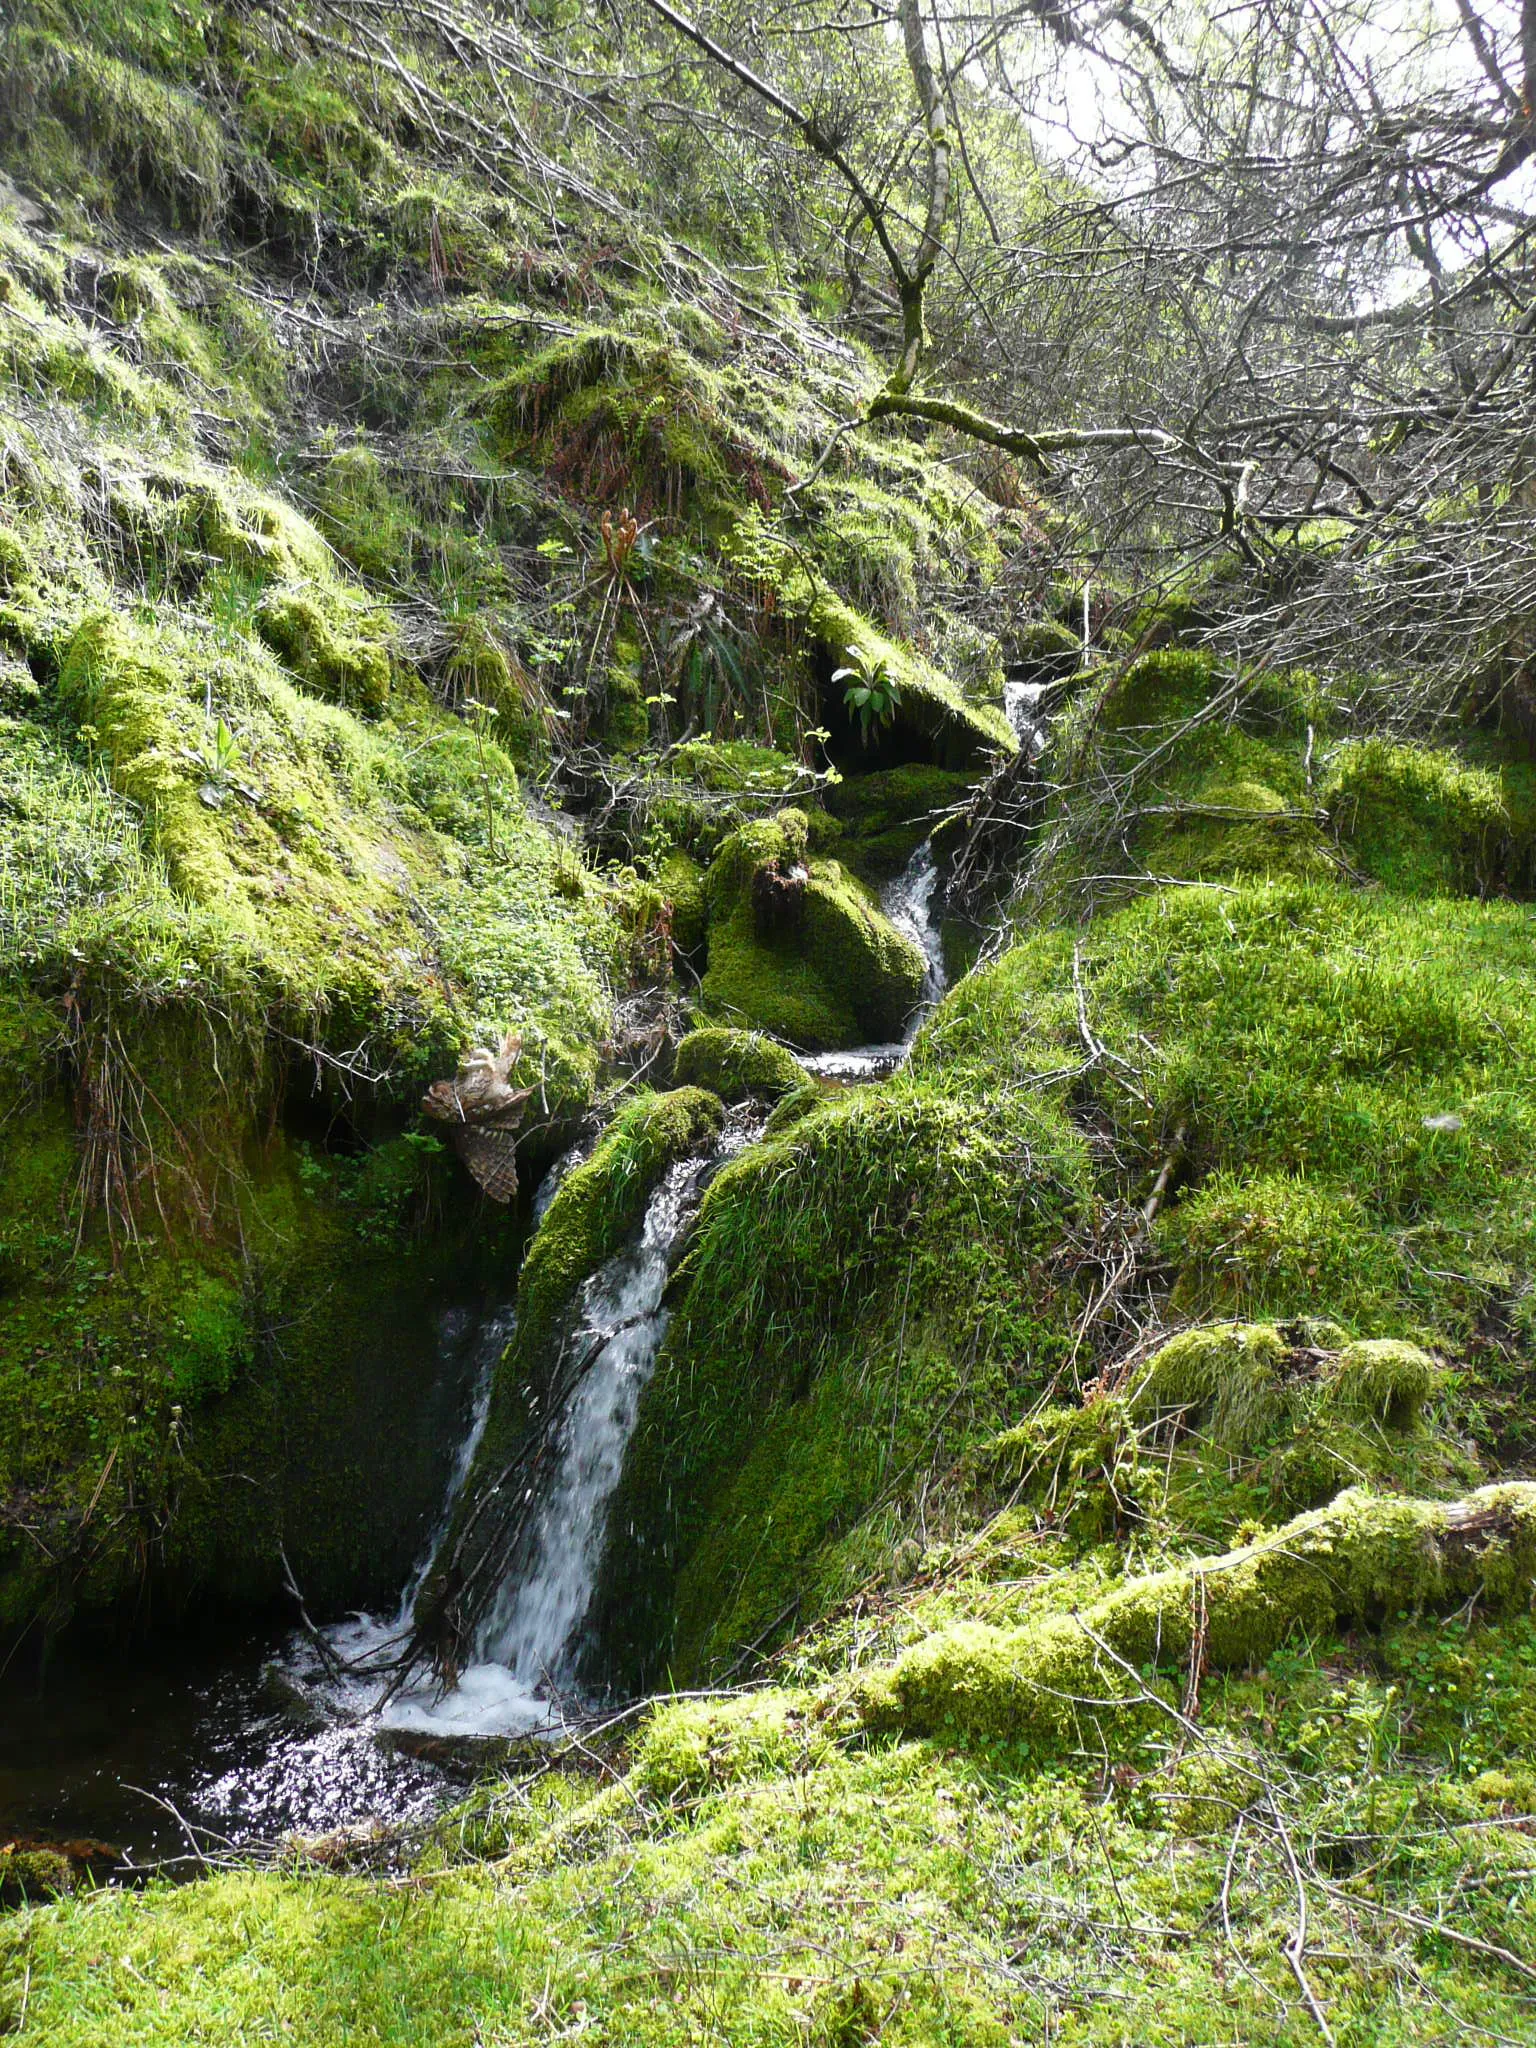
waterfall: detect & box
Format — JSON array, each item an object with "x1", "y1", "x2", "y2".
[
  {"x1": 321, "y1": 1112, "x2": 756, "y2": 1738},
  {"x1": 473, "y1": 1147, "x2": 718, "y2": 1683},
  {"x1": 798, "y1": 836, "x2": 949, "y2": 1082},
  {"x1": 1003, "y1": 676, "x2": 1050, "y2": 751}
]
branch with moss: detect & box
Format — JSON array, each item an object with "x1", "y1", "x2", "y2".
[{"x1": 852, "y1": 1482, "x2": 1536, "y2": 1746}]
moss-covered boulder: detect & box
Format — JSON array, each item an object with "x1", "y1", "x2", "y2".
[
  {"x1": 853, "y1": 1482, "x2": 1536, "y2": 1748},
  {"x1": 823, "y1": 763, "x2": 975, "y2": 881},
  {"x1": 508, "y1": 1087, "x2": 725, "y2": 1369},
  {"x1": 672, "y1": 1028, "x2": 804, "y2": 1104},
  {"x1": 699, "y1": 810, "x2": 925, "y2": 1049},
  {"x1": 656, "y1": 848, "x2": 707, "y2": 954},
  {"x1": 810, "y1": 591, "x2": 1014, "y2": 770},
  {"x1": 0, "y1": 1844, "x2": 76, "y2": 1908},
  {"x1": 1325, "y1": 738, "x2": 1535, "y2": 897}
]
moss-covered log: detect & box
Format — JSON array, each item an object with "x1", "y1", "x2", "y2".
[{"x1": 854, "y1": 1483, "x2": 1536, "y2": 1745}]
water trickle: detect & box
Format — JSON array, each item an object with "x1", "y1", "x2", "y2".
[
  {"x1": 798, "y1": 837, "x2": 949, "y2": 1083},
  {"x1": 1004, "y1": 676, "x2": 1050, "y2": 752},
  {"x1": 476, "y1": 1152, "x2": 718, "y2": 1679}
]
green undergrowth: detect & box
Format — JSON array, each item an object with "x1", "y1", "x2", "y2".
[
  {"x1": 1035, "y1": 647, "x2": 1536, "y2": 906},
  {"x1": 824, "y1": 762, "x2": 975, "y2": 880}
]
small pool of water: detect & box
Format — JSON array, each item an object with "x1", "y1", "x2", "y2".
[{"x1": 0, "y1": 1621, "x2": 492, "y2": 1869}]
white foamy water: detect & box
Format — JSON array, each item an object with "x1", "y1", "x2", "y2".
[
  {"x1": 798, "y1": 837, "x2": 949, "y2": 1082},
  {"x1": 282, "y1": 1116, "x2": 756, "y2": 1745},
  {"x1": 1004, "y1": 676, "x2": 1050, "y2": 751}
]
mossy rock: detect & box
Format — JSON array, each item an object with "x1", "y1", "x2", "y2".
[
  {"x1": 853, "y1": 1483, "x2": 1536, "y2": 1748},
  {"x1": 823, "y1": 764, "x2": 975, "y2": 880},
  {"x1": 1130, "y1": 1324, "x2": 1441, "y2": 1442},
  {"x1": 0, "y1": 1845, "x2": 76, "y2": 1907},
  {"x1": 699, "y1": 811, "x2": 924, "y2": 1050},
  {"x1": 1099, "y1": 648, "x2": 1216, "y2": 731},
  {"x1": 657, "y1": 848, "x2": 707, "y2": 953},
  {"x1": 810, "y1": 591, "x2": 1014, "y2": 770},
  {"x1": 1325, "y1": 739, "x2": 1534, "y2": 897},
  {"x1": 586, "y1": 1082, "x2": 1094, "y2": 1688},
  {"x1": 673, "y1": 1028, "x2": 803, "y2": 1104},
  {"x1": 1006, "y1": 618, "x2": 1083, "y2": 680}
]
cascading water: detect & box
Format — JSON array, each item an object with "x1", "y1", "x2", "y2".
[
  {"x1": 798, "y1": 836, "x2": 949, "y2": 1082},
  {"x1": 1003, "y1": 676, "x2": 1051, "y2": 750},
  {"x1": 298, "y1": 1111, "x2": 757, "y2": 1742},
  {"x1": 467, "y1": 1144, "x2": 728, "y2": 1708}
]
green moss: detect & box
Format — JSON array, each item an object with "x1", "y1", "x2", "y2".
[
  {"x1": 1124, "y1": 1323, "x2": 1447, "y2": 1516},
  {"x1": 698, "y1": 811, "x2": 925, "y2": 1050},
  {"x1": 484, "y1": 326, "x2": 779, "y2": 526},
  {"x1": 668, "y1": 741, "x2": 805, "y2": 794},
  {"x1": 255, "y1": 588, "x2": 392, "y2": 716},
  {"x1": 1007, "y1": 617, "x2": 1082, "y2": 679},
  {"x1": 656, "y1": 848, "x2": 706, "y2": 953},
  {"x1": 916, "y1": 880, "x2": 1536, "y2": 1347},
  {"x1": 1098, "y1": 647, "x2": 1216, "y2": 731},
  {"x1": 672, "y1": 1028, "x2": 804, "y2": 1104},
  {"x1": 1325, "y1": 738, "x2": 1532, "y2": 896},
  {"x1": 823, "y1": 764, "x2": 974, "y2": 880},
  {"x1": 237, "y1": 57, "x2": 396, "y2": 222},
  {"x1": 965, "y1": 1398, "x2": 1141, "y2": 1542},
  {"x1": 855, "y1": 1482, "x2": 1536, "y2": 1747},
  {"x1": 0, "y1": 1845, "x2": 75, "y2": 1906},
  {"x1": 1, "y1": 31, "x2": 225, "y2": 229},
  {"x1": 1128, "y1": 1323, "x2": 1294, "y2": 1446}
]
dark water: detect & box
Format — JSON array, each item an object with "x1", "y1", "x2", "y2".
[
  {"x1": 0, "y1": 1621, "x2": 461, "y2": 1868},
  {"x1": 0, "y1": 1296, "x2": 519, "y2": 1872}
]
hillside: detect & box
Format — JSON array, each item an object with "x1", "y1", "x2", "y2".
[{"x1": 2, "y1": 2, "x2": 1535, "y2": 2043}]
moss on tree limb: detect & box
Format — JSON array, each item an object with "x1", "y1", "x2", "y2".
[{"x1": 852, "y1": 1483, "x2": 1536, "y2": 1745}]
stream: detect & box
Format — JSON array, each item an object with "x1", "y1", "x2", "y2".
[
  {"x1": 1, "y1": 837, "x2": 952, "y2": 1872},
  {"x1": 0, "y1": 1117, "x2": 763, "y2": 1867},
  {"x1": 798, "y1": 836, "x2": 948, "y2": 1082}
]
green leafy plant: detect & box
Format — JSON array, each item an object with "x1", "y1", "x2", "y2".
[
  {"x1": 833, "y1": 643, "x2": 900, "y2": 742},
  {"x1": 461, "y1": 696, "x2": 502, "y2": 858},
  {"x1": 669, "y1": 591, "x2": 746, "y2": 740}
]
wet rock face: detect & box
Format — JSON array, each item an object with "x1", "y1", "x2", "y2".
[{"x1": 750, "y1": 855, "x2": 808, "y2": 940}]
